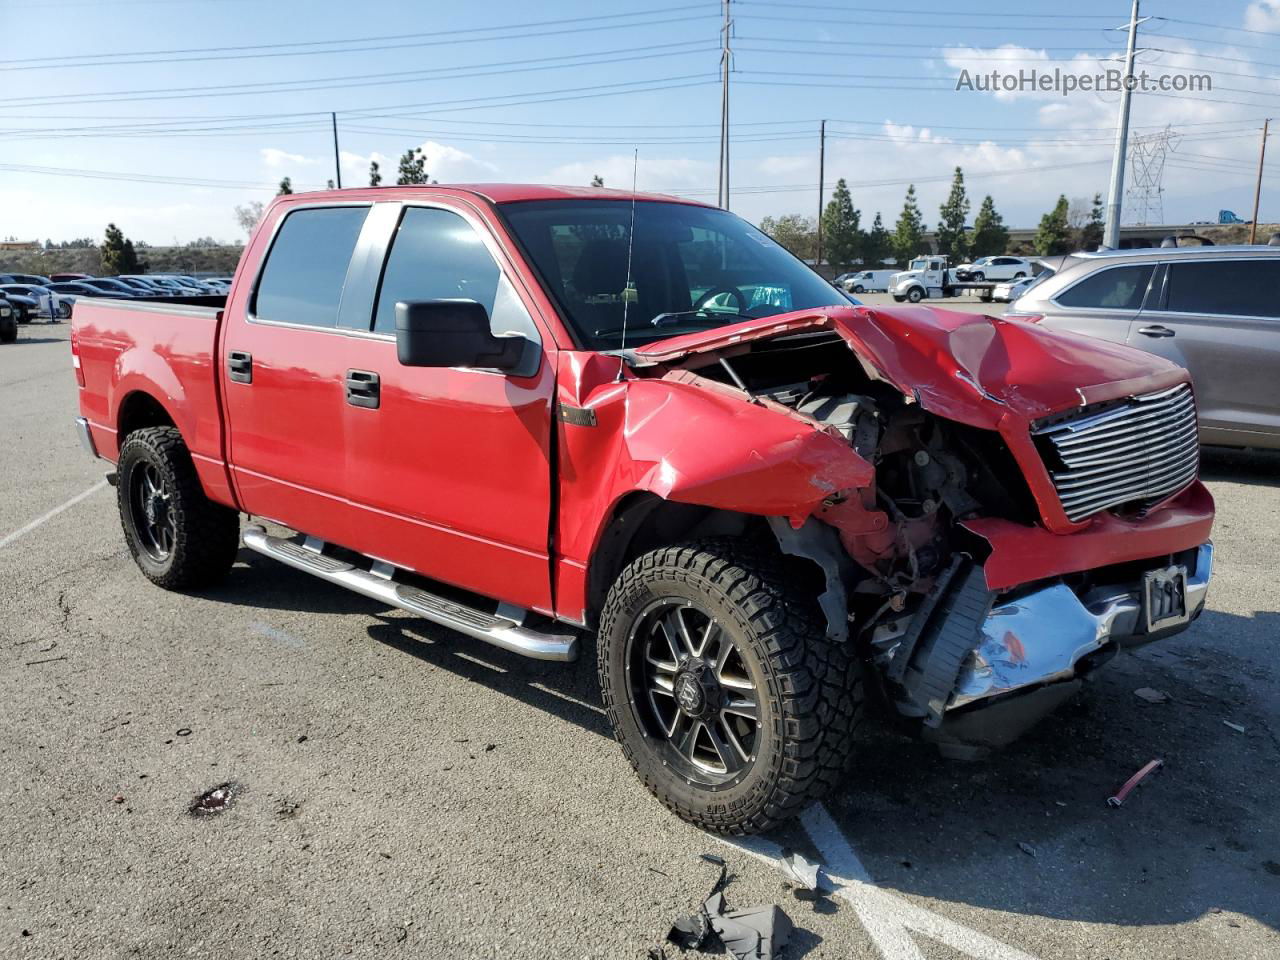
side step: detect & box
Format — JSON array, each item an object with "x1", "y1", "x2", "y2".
[{"x1": 242, "y1": 525, "x2": 578, "y2": 662}]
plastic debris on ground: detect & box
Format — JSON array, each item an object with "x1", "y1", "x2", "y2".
[
  {"x1": 779, "y1": 851, "x2": 823, "y2": 900},
  {"x1": 662, "y1": 853, "x2": 795, "y2": 959},
  {"x1": 1133, "y1": 687, "x2": 1169, "y2": 704},
  {"x1": 1223, "y1": 720, "x2": 1246, "y2": 733},
  {"x1": 1107, "y1": 758, "x2": 1164, "y2": 807}
]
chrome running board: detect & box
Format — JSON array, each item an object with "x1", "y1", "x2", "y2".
[{"x1": 242, "y1": 525, "x2": 578, "y2": 662}]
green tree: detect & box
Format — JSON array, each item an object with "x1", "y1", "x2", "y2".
[
  {"x1": 277, "y1": 177, "x2": 293, "y2": 196},
  {"x1": 1079, "y1": 192, "x2": 1105, "y2": 251},
  {"x1": 1034, "y1": 194, "x2": 1073, "y2": 255},
  {"x1": 369, "y1": 160, "x2": 382, "y2": 187},
  {"x1": 100, "y1": 223, "x2": 143, "y2": 274},
  {"x1": 892, "y1": 184, "x2": 926, "y2": 265},
  {"x1": 935, "y1": 167, "x2": 970, "y2": 260},
  {"x1": 396, "y1": 147, "x2": 429, "y2": 185},
  {"x1": 862, "y1": 212, "x2": 892, "y2": 266},
  {"x1": 759, "y1": 213, "x2": 816, "y2": 261},
  {"x1": 969, "y1": 195, "x2": 1010, "y2": 258},
  {"x1": 590, "y1": 174, "x2": 605, "y2": 187},
  {"x1": 821, "y1": 178, "x2": 862, "y2": 271}
]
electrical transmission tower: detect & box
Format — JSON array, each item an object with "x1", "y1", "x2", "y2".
[{"x1": 1125, "y1": 126, "x2": 1179, "y2": 225}]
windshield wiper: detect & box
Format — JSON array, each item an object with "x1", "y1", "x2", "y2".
[{"x1": 649, "y1": 309, "x2": 744, "y2": 327}]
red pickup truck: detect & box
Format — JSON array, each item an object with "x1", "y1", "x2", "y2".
[{"x1": 72, "y1": 185, "x2": 1214, "y2": 834}]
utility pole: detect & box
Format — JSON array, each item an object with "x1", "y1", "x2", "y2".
[
  {"x1": 816, "y1": 120, "x2": 826, "y2": 269},
  {"x1": 331, "y1": 112, "x2": 343, "y2": 189},
  {"x1": 1250, "y1": 118, "x2": 1270, "y2": 244},
  {"x1": 1103, "y1": 0, "x2": 1145, "y2": 248},
  {"x1": 717, "y1": 0, "x2": 732, "y2": 209}
]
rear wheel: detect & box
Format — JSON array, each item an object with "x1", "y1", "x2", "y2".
[
  {"x1": 598, "y1": 541, "x2": 863, "y2": 834},
  {"x1": 117, "y1": 426, "x2": 240, "y2": 589}
]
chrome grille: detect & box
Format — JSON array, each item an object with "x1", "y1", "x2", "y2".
[{"x1": 1034, "y1": 384, "x2": 1199, "y2": 522}]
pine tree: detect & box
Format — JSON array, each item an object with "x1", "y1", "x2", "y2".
[
  {"x1": 969, "y1": 195, "x2": 1009, "y2": 258},
  {"x1": 396, "y1": 147, "x2": 429, "y2": 185},
  {"x1": 821, "y1": 178, "x2": 862, "y2": 271},
  {"x1": 590, "y1": 174, "x2": 605, "y2": 187},
  {"x1": 1079, "y1": 192, "x2": 1105, "y2": 251},
  {"x1": 892, "y1": 185, "x2": 926, "y2": 266},
  {"x1": 369, "y1": 160, "x2": 382, "y2": 187},
  {"x1": 326, "y1": 179, "x2": 335, "y2": 190},
  {"x1": 935, "y1": 167, "x2": 970, "y2": 260},
  {"x1": 1034, "y1": 195, "x2": 1073, "y2": 255},
  {"x1": 277, "y1": 177, "x2": 293, "y2": 196},
  {"x1": 101, "y1": 223, "x2": 142, "y2": 274},
  {"x1": 862, "y1": 212, "x2": 891, "y2": 267}
]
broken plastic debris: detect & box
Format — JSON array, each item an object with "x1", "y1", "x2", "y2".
[
  {"x1": 1223, "y1": 721, "x2": 1246, "y2": 734},
  {"x1": 707, "y1": 892, "x2": 793, "y2": 960},
  {"x1": 780, "y1": 851, "x2": 823, "y2": 899},
  {"x1": 1133, "y1": 687, "x2": 1169, "y2": 704},
  {"x1": 663, "y1": 854, "x2": 795, "y2": 959},
  {"x1": 1017, "y1": 841, "x2": 1037, "y2": 858},
  {"x1": 1107, "y1": 758, "x2": 1164, "y2": 807}
]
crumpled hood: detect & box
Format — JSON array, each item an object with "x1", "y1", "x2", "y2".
[{"x1": 634, "y1": 305, "x2": 1188, "y2": 430}]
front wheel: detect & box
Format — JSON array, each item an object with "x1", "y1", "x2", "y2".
[
  {"x1": 117, "y1": 426, "x2": 240, "y2": 589},
  {"x1": 907, "y1": 287, "x2": 924, "y2": 303},
  {"x1": 1013, "y1": 272, "x2": 1026, "y2": 279},
  {"x1": 971, "y1": 271, "x2": 985, "y2": 282},
  {"x1": 853, "y1": 285, "x2": 865, "y2": 294},
  {"x1": 598, "y1": 542, "x2": 863, "y2": 835},
  {"x1": 0, "y1": 318, "x2": 15, "y2": 343}
]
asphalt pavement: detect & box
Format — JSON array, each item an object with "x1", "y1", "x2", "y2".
[{"x1": 2, "y1": 315, "x2": 1277, "y2": 959}]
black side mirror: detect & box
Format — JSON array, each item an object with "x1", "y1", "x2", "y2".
[{"x1": 395, "y1": 299, "x2": 528, "y2": 372}]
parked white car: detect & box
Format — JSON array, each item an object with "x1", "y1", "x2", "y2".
[
  {"x1": 954, "y1": 256, "x2": 1032, "y2": 282},
  {"x1": 991, "y1": 268, "x2": 1055, "y2": 303},
  {"x1": 840, "y1": 269, "x2": 897, "y2": 293}
]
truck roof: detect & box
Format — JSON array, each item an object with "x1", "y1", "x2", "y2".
[{"x1": 276, "y1": 183, "x2": 709, "y2": 207}]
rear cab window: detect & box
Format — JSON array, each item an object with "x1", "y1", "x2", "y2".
[
  {"x1": 1054, "y1": 263, "x2": 1155, "y2": 311},
  {"x1": 253, "y1": 206, "x2": 370, "y2": 328}
]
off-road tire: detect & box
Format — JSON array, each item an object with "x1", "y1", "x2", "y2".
[
  {"x1": 597, "y1": 540, "x2": 863, "y2": 835},
  {"x1": 117, "y1": 426, "x2": 240, "y2": 589}
]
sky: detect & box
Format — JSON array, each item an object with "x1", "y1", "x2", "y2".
[{"x1": 3, "y1": 0, "x2": 1280, "y2": 244}]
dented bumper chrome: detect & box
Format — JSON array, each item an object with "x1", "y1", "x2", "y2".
[{"x1": 949, "y1": 541, "x2": 1213, "y2": 712}]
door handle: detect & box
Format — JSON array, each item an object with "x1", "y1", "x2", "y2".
[
  {"x1": 1138, "y1": 325, "x2": 1175, "y2": 338},
  {"x1": 227, "y1": 350, "x2": 253, "y2": 383},
  {"x1": 345, "y1": 369, "x2": 380, "y2": 409}
]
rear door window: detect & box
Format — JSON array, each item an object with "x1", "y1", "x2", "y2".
[
  {"x1": 1055, "y1": 263, "x2": 1154, "y2": 310},
  {"x1": 254, "y1": 206, "x2": 370, "y2": 328},
  {"x1": 1165, "y1": 259, "x2": 1280, "y2": 318}
]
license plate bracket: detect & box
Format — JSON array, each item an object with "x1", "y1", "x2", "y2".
[{"x1": 1143, "y1": 564, "x2": 1189, "y2": 633}]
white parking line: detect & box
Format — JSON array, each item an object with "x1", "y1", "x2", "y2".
[
  {"x1": 0, "y1": 479, "x2": 109, "y2": 551},
  {"x1": 712, "y1": 804, "x2": 1041, "y2": 960}
]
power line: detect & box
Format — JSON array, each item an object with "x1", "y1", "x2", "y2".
[
  {"x1": 0, "y1": 9, "x2": 717, "y2": 72},
  {"x1": 1, "y1": 41, "x2": 717, "y2": 108}
]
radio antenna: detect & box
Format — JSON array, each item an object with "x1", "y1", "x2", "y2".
[{"x1": 616, "y1": 148, "x2": 639, "y2": 380}]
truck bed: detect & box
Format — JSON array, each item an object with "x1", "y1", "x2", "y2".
[{"x1": 73, "y1": 297, "x2": 231, "y2": 502}]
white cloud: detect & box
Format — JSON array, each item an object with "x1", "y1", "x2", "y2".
[
  {"x1": 543, "y1": 153, "x2": 713, "y2": 193},
  {"x1": 260, "y1": 148, "x2": 318, "y2": 168},
  {"x1": 1245, "y1": 1, "x2": 1280, "y2": 31}
]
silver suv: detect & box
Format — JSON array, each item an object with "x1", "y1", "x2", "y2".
[{"x1": 1007, "y1": 246, "x2": 1280, "y2": 450}]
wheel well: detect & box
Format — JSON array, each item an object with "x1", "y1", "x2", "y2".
[
  {"x1": 118, "y1": 391, "x2": 176, "y2": 440},
  {"x1": 584, "y1": 494, "x2": 827, "y2": 627}
]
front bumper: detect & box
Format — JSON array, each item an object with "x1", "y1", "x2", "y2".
[
  {"x1": 951, "y1": 541, "x2": 1212, "y2": 711},
  {"x1": 879, "y1": 542, "x2": 1212, "y2": 753}
]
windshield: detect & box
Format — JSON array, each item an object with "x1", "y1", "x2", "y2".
[
  {"x1": 500, "y1": 199, "x2": 847, "y2": 350},
  {"x1": 908, "y1": 258, "x2": 929, "y2": 271}
]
